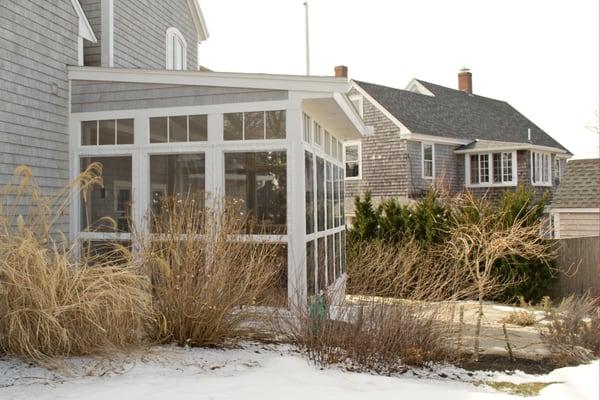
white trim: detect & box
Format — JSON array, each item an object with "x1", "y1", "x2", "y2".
[
  {"x1": 456, "y1": 143, "x2": 568, "y2": 155},
  {"x1": 165, "y1": 27, "x2": 188, "y2": 71},
  {"x1": 186, "y1": 0, "x2": 209, "y2": 41},
  {"x1": 77, "y1": 36, "x2": 84, "y2": 66},
  {"x1": 404, "y1": 78, "x2": 435, "y2": 97},
  {"x1": 531, "y1": 151, "x2": 552, "y2": 187},
  {"x1": 100, "y1": 0, "x2": 114, "y2": 67},
  {"x1": 350, "y1": 81, "x2": 412, "y2": 135},
  {"x1": 421, "y1": 142, "x2": 435, "y2": 179},
  {"x1": 70, "y1": 0, "x2": 97, "y2": 42},
  {"x1": 403, "y1": 133, "x2": 470, "y2": 146},
  {"x1": 465, "y1": 151, "x2": 518, "y2": 188},
  {"x1": 343, "y1": 140, "x2": 362, "y2": 180},
  {"x1": 333, "y1": 92, "x2": 374, "y2": 136},
  {"x1": 550, "y1": 208, "x2": 600, "y2": 213},
  {"x1": 348, "y1": 93, "x2": 363, "y2": 118}
]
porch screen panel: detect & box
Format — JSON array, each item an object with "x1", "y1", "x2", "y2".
[
  {"x1": 317, "y1": 237, "x2": 326, "y2": 292},
  {"x1": 326, "y1": 162, "x2": 333, "y2": 229},
  {"x1": 316, "y1": 157, "x2": 325, "y2": 231},
  {"x1": 327, "y1": 235, "x2": 334, "y2": 285},
  {"x1": 224, "y1": 151, "x2": 287, "y2": 234},
  {"x1": 305, "y1": 151, "x2": 314, "y2": 234},
  {"x1": 306, "y1": 241, "x2": 316, "y2": 297}
]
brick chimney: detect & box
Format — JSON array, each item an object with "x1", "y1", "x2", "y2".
[
  {"x1": 334, "y1": 65, "x2": 348, "y2": 78},
  {"x1": 458, "y1": 68, "x2": 473, "y2": 94}
]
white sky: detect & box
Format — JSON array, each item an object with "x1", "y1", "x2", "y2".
[{"x1": 199, "y1": 0, "x2": 599, "y2": 157}]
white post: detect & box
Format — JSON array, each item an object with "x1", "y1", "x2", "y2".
[{"x1": 303, "y1": 1, "x2": 310, "y2": 76}]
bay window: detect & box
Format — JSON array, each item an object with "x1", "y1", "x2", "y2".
[
  {"x1": 531, "y1": 152, "x2": 551, "y2": 186},
  {"x1": 467, "y1": 151, "x2": 516, "y2": 186}
]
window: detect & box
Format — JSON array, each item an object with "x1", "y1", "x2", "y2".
[
  {"x1": 327, "y1": 235, "x2": 334, "y2": 285},
  {"x1": 317, "y1": 237, "x2": 326, "y2": 291},
  {"x1": 316, "y1": 156, "x2": 325, "y2": 231},
  {"x1": 224, "y1": 151, "x2": 287, "y2": 234},
  {"x1": 349, "y1": 94, "x2": 363, "y2": 117},
  {"x1": 324, "y1": 131, "x2": 331, "y2": 155},
  {"x1": 80, "y1": 156, "x2": 132, "y2": 232},
  {"x1": 326, "y1": 162, "x2": 333, "y2": 229},
  {"x1": 344, "y1": 141, "x2": 361, "y2": 179},
  {"x1": 305, "y1": 151, "x2": 314, "y2": 234},
  {"x1": 81, "y1": 119, "x2": 134, "y2": 145},
  {"x1": 337, "y1": 141, "x2": 343, "y2": 162},
  {"x1": 307, "y1": 241, "x2": 316, "y2": 296},
  {"x1": 150, "y1": 115, "x2": 207, "y2": 143},
  {"x1": 422, "y1": 143, "x2": 434, "y2": 179},
  {"x1": 332, "y1": 138, "x2": 338, "y2": 159},
  {"x1": 166, "y1": 27, "x2": 187, "y2": 70},
  {"x1": 313, "y1": 122, "x2": 323, "y2": 146},
  {"x1": 223, "y1": 111, "x2": 286, "y2": 140},
  {"x1": 303, "y1": 113, "x2": 311, "y2": 143},
  {"x1": 553, "y1": 157, "x2": 563, "y2": 184},
  {"x1": 531, "y1": 152, "x2": 551, "y2": 186},
  {"x1": 467, "y1": 152, "x2": 516, "y2": 186}
]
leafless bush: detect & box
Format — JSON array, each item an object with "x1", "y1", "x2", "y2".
[
  {"x1": 276, "y1": 295, "x2": 458, "y2": 373},
  {"x1": 137, "y1": 196, "x2": 286, "y2": 347},
  {"x1": 0, "y1": 165, "x2": 154, "y2": 365},
  {"x1": 540, "y1": 295, "x2": 599, "y2": 365}
]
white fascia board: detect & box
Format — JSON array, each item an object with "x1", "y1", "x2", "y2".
[
  {"x1": 455, "y1": 143, "x2": 569, "y2": 154},
  {"x1": 550, "y1": 208, "x2": 600, "y2": 213},
  {"x1": 70, "y1": 0, "x2": 97, "y2": 42},
  {"x1": 187, "y1": 0, "x2": 210, "y2": 41},
  {"x1": 401, "y1": 132, "x2": 470, "y2": 146},
  {"x1": 68, "y1": 66, "x2": 351, "y2": 93},
  {"x1": 404, "y1": 78, "x2": 435, "y2": 96},
  {"x1": 333, "y1": 92, "x2": 374, "y2": 137},
  {"x1": 350, "y1": 80, "x2": 412, "y2": 134}
]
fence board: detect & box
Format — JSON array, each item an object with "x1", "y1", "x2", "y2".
[{"x1": 549, "y1": 236, "x2": 599, "y2": 299}]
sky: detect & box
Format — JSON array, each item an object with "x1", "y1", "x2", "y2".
[{"x1": 199, "y1": 0, "x2": 599, "y2": 158}]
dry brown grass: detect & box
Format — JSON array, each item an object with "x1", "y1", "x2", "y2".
[
  {"x1": 137, "y1": 195, "x2": 286, "y2": 347},
  {"x1": 501, "y1": 311, "x2": 537, "y2": 327},
  {"x1": 540, "y1": 295, "x2": 599, "y2": 365},
  {"x1": 0, "y1": 164, "x2": 154, "y2": 365}
]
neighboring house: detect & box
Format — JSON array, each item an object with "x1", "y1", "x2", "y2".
[
  {"x1": 1, "y1": 1, "x2": 371, "y2": 305},
  {"x1": 549, "y1": 158, "x2": 599, "y2": 239},
  {"x1": 338, "y1": 67, "x2": 571, "y2": 217}
]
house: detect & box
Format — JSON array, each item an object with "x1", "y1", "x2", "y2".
[
  {"x1": 549, "y1": 158, "x2": 599, "y2": 238},
  {"x1": 338, "y1": 67, "x2": 571, "y2": 218},
  {"x1": 1, "y1": 1, "x2": 371, "y2": 305}
]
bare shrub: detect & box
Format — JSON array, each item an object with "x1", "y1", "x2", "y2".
[
  {"x1": 540, "y1": 295, "x2": 599, "y2": 364},
  {"x1": 501, "y1": 311, "x2": 537, "y2": 327},
  {"x1": 137, "y1": 195, "x2": 286, "y2": 347},
  {"x1": 277, "y1": 296, "x2": 457, "y2": 373},
  {"x1": 0, "y1": 165, "x2": 154, "y2": 365}
]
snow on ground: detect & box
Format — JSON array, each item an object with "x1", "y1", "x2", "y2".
[{"x1": 0, "y1": 343, "x2": 597, "y2": 400}]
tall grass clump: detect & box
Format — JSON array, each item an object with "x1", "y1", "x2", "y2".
[
  {"x1": 0, "y1": 165, "x2": 154, "y2": 365},
  {"x1": 137, "y1": 195, "x2": 286, "y2": 347}
]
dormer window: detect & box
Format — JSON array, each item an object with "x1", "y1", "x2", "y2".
[{"x1": 166, "y1": 28, "x2": 187, "y2": 70}]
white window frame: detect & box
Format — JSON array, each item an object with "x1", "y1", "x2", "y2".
[
  {"x1": 531, "y1": 151, "x2": 552, "y2": 187},
  {"x1": 465, "y1": 151, "x2": 518, "y2": 188},
  {"x1": 313, "y1": 121, "x2": 323, "y2": 147},
  {"x1": 343, "y1": 140, "x2": 362, "y2": 180},
  {"x1": 302, "y1": 113, "x2": 312, "y2": 143},
  {"x1": 349, "y1": 94, "x2": 364, "y2": 118},
  {"x1": 421, "y1": 142, "x2": 434, "y2": 179},
  {"x1": 166, "y1": 27, "x2": 187, "y2": 70}
]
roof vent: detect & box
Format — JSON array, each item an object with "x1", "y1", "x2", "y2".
[{"x1": 458, "y1": 67, "x2": 473, "y2": 94}]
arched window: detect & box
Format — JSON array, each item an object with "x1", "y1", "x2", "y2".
[{"x1": 166, "y1": 27, "x2": 187, "y2": 70}]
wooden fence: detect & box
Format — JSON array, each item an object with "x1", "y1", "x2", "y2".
[{"x1": 549, "y1": 236, "x2": 599, "y2": 299}]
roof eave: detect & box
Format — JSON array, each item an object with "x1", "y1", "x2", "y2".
[
  {"x1": 71, "y1": 0, "x2": 97, "y2": 43},
  {"x1": 187, "y1": 0, "x2": 209, "y2": 42},
  {"x1": 454, "y1": 143, "x2": 570, "y2": 154}
]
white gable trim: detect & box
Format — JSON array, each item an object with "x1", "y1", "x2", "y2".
[
  {"x1": 350, "y1": 80, "x2": 412, "y2": 134},
  {"x1": 187, "y1": 0, "x2": 209, "y2": 41},
  {"x1": 70, "y1": 0, "x2": 97, "y2": 42},
  {"x1": 404, "y1": 78, "x2": 435, "y2": 96},
  {"x1": 401, "y1": 132, "x2": 470, "y2": 146}
]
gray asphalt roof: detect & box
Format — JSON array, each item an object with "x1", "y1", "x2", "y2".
[
  {"x1": 354, "y1": 79, "x2": 569, "y2": 153},
  {"x1": 552, "y1": 158, "x2": 599, "y2": 209}
]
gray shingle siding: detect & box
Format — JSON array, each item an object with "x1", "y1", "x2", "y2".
[
  {"x1": 0, "y1": 0, "x2": 79, "y2": 233},
  {"x1": 406, "y1": 141, "x2": 461, "y2": 195},
  {"x1": 79, "y1": 0, "x2": 101, "y2": 66},
  {"x1": 71, "y1": 81, "x2": 288, "y2": 113},
  {"x1": 113, "y1": 0, "x2": 198, "y2": 70}
]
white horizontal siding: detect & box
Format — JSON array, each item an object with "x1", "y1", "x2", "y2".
[{"x1": 558, "y1": 212, "x2": 600, "y2": 238}]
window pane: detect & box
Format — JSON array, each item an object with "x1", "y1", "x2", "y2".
[
  {"x1": 316, "y1": 157, "x2": 325, "y2": 231},
  {"x1": 302, "y1": 113, "x2": 311, "y2": 143},
  {"x1": 340, "y1": 177, "x2": 345, "y2": 225},
  {"x1": 423, "y1": 144, "x2": 433, "y2": 161},
  {"x1": 345, "y1": 145, "x2": 360, "y2": 178},
  {"x1": 337, "y1": 142, "x2": 343, "y2": 162},
  {"x1": 150, "y1": 154, "x2": 205, "y2": 230},
  {"x1": 224, "y1": 113, "x2": 243, "y2": 140},
  {"x1": 305, "y1": 151, "x2": 314, "y2": 234},
  {"x1": 326, "y1": 162, "x2": 333, "y2": 229},
  {"x1": 116, "y1": 119, "x2": 134, "y2": 145},
  {"x1": 341, "y1": 230, "x2": 346, "y2": 274},
  {"x1": 224, "y1": 152, "x2": 287, "y2": 234},
  {"x1": 266, "y1": 110, "x2": 286, "y2": 139},
  {"x1": 503, "y1": 153, "x2": 513, "y2": 182},
  {"x1": 80, "y1": 156, "x2": 132, "y2": 232},
  {"x1": 81, "y1": 121, "x2": 97, "y2": 145},
  {"x1": 479, "y1": 154, "x2": 489, "y2": 183},
  {"x1": 324, "y1": 131, "x2": 331, "y2": 154},
  {"x1": 335, "y1": 231, "x2": 341, "y2": 279},
  {"x1": 189, "y1": 115, "x2": 208, "y2": 141},
  {"x1": 169, "y1": 116, "x2": 188, "y2": 142},
  {"x1": 314, "y1": 122, "x2": 322, "y2": 145},
  {"x1": 306, "y1": 241, "x2": 315, "y2": 297},
  {"x1": 98, "y1": 119, "x2": 115, "y2": 145},
  {"x1": 150, "y1": 117, "x2": 168, "y2": 143},
  {"x1": 334, "y1": 166, "x2": 340, "y2": 227},
  {"x1": 332, "y1": 138, "x2": 338, "y2": 159},
  {"x1": 244, "y1": 111, "x2": 264, "y2": 140},
  {"x1": 423, "y1": 144, "x2": 433, "y2": 178},
  {"x1": 317, "y1": 237, "x2": 326, "y2": 292},
  {"x1": 493, "y1": 153, "x2": 502, "y2": 183},
  {"x1": 327, "y1": 235, "x2": 334, "y2": 285},
  {"x1": 470, "y1": 154, "x2": 479, "y2": 184}
]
